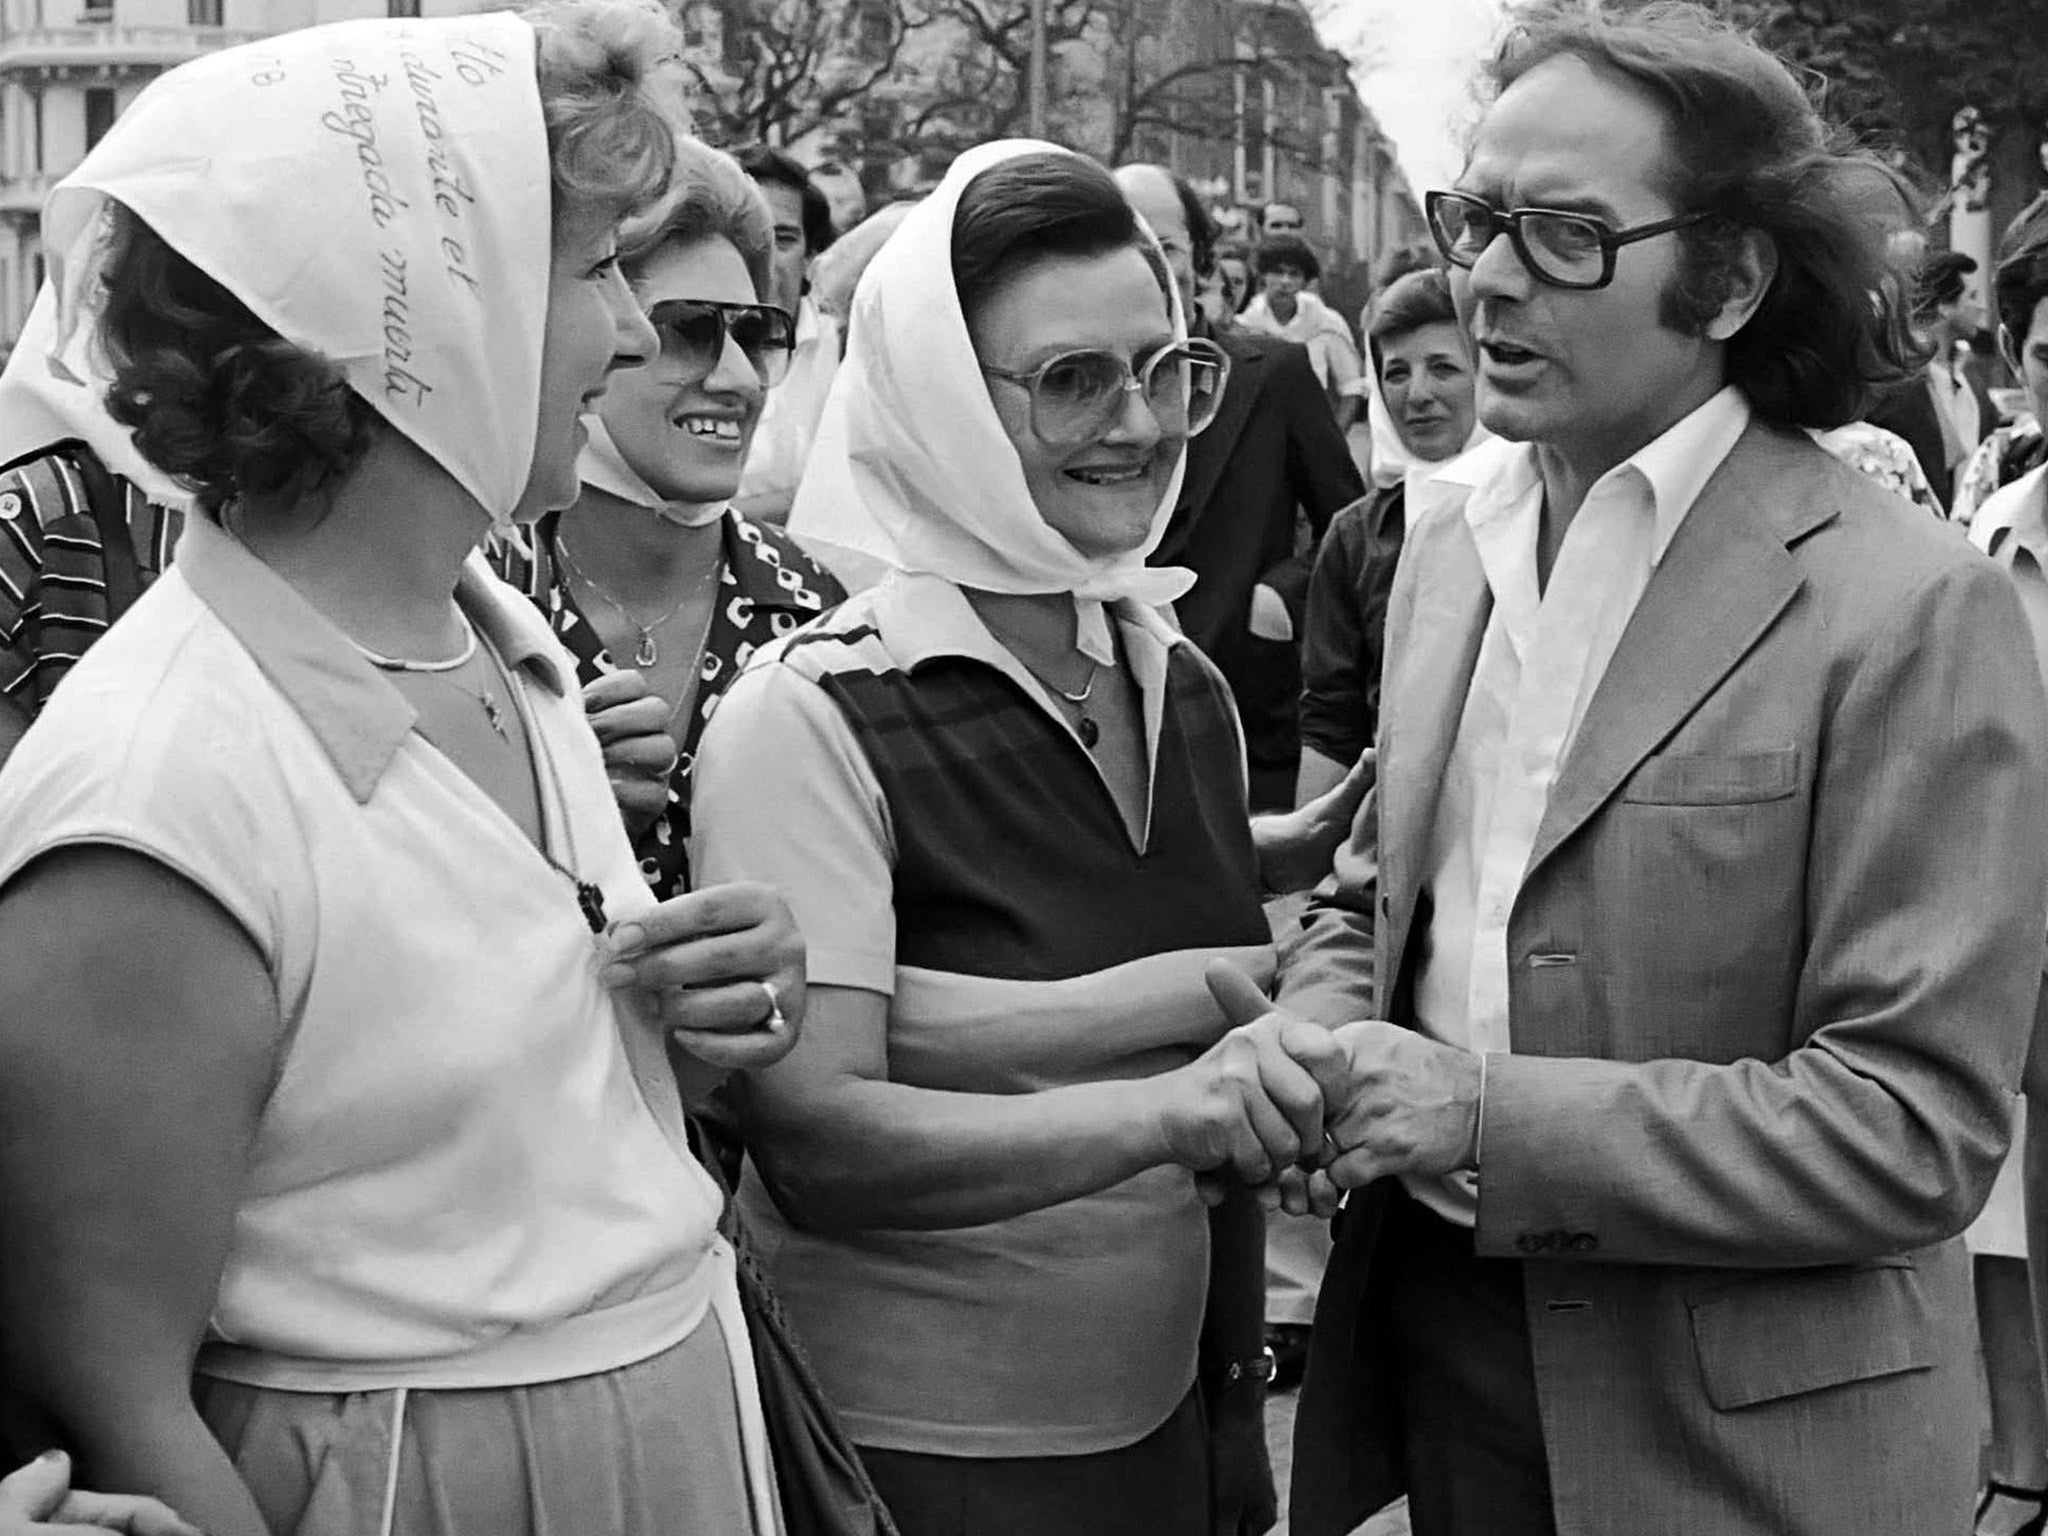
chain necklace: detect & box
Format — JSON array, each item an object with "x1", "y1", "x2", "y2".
[
  {"x1": 351, "y1": 624, "x2": 477, "y2": 673},
  {"x1": 981, "y1": 616, "x2": 1105, "y2": 748},
  {"x1": 1034, "y1": 661, "x2": 1102, "y2": 746},
  {"x1": 554, "y1": 533, "x2": 715, "y2": 668},
  {"x1": 353, "y1": 618, "x2": 508, "y2": 739}
]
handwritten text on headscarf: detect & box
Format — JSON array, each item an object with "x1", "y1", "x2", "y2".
[{"x1": 314, "y1": 32, "x2": 508, "y2": 409}]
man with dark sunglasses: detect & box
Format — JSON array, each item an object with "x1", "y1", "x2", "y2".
[{"x1": 1251, "y1": 6, "x2": 2048, "y2": 1536}]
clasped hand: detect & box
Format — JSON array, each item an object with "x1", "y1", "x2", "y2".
[{"x1": 1157, "y1": 960, "x2": 1483, "y2": 1208}]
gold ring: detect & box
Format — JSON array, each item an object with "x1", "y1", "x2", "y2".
[{"x1": 758, "y1": 979, "x2": 787, "y2": 1032}]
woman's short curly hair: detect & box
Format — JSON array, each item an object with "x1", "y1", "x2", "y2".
[
  {"x1": 526, "y1": 0, "x2": 687, "y2": 241},
  {"x1": 620, "y1": 137, "x2": 776, "y2": 303},
  {"x1": 98, "y1": 0, "x2": 685, "y2": 514},
  {"x1": 1488, "y1": 2, "x2": 1924, "y2": 431}
]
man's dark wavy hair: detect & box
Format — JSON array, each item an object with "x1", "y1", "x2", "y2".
[{"x1": 1489, "y1": 2, "x2": 1924, "y2": 430}]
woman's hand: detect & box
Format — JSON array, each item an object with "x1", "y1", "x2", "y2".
[
  {"x1": 0, "y1": 1451, "x2": 202, "y2": 1536},
  {"x1": 603, "y1": 881, "x2": 805, "y2": 1071},
  {"x1": 584, "y1": 669, "x2": 679, "y2": 839},
  {"x1": 1149, "y1": 963, "x2": 1344, "y2": 1190},
  {"x1": 1251, "y1": 749, "x2": 1373, "y2": 895}
]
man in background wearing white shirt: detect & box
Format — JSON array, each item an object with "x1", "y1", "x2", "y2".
[
  {"x1": 733, "y1": 146, "x2": 841, "y2": 525},
  {"x1": 1240, "y1": 236, "x2": 1364, "y2": 431},
  {"x1": 1251, "y1": 5, "x2": 2048, "y2": 1535}
]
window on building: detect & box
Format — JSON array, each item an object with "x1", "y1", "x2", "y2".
[
  {"x1": 79, "y1": 0, "x2": 111, "y2": 21},
  {"x1": 386, "y1": 0, "x2": 419, "y2": 14},
  {"x1": 186, "y1": 0, "x2": 220, "y2": 23},
  {"x1": 30, "y1": 88, "x2": 42, "y2": 173},
  {"x1": 84, "y1": 86, "x2": 114, "y2": 148}
]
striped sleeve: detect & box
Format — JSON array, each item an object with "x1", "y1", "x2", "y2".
[
  {"x1": 0, "y1": 450, "x2": 184, "y2": 718},
  {"x1": 0, "y1": 454, "x2": 100, "y2": 711}
]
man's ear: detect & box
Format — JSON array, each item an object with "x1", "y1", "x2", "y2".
[{"x1": 1703, "y1": 228, "x2": 1778, "y2": 343}]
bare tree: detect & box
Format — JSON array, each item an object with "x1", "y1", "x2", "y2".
[{"x1": 684, "y1": 0, "x2": 931, "y2": 148}]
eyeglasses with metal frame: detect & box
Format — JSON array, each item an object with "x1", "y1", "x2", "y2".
[
  {"x1": 644, "y1": 299, "x2": 798, "y2": 388},
  {"x1": 980, "y1": 338, "x2": 1232, "y2": 446},
  {"x1": 1424, "y1": 189, "x2": 1707, "y2": 292}
]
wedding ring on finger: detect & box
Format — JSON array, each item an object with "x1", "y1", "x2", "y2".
[{"x1": 757, "y1": 979, "x2": 787, "y2": 1033}]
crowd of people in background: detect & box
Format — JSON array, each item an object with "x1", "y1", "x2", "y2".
[{"x1": 4, "y1": 3, "x2": 2048, "y2": 1536}]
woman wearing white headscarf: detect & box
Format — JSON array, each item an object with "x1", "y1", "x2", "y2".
[
  {"x1": 0, "y1": 9, "x2": 797, "y2": 1535},
  {"x1": 693, "y1": 141, "x2": 1329, "y2": 1536}
]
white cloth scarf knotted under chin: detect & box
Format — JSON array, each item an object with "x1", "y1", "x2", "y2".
[
  {"x1": 579, "y1": 415, "x2": 728, "y2": 528},
  {"x1": 17, "y1": 12, "x2": 549, "y2": 529},
  {"x1": 786, "y1": 138, "x2": 1196, "y2": 664}
]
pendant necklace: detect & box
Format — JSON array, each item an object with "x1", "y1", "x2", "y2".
[
  {"x1": 980, "y1": 612, "x2": 1108, "y2": 748},
  {"x1": 353, "y1": 619, "x2": 509, "y2": 739},
  {"x1": 1011, "y1": 650, "x2": 1103, "y2": 747},
  {"x1": 381, "y1": 618, "x2": 610, "y2": 940},
  {"x1": 554, "y1": 534, "x2": 713, "y2": 668},
  {"x1": 1052, "y1": 664, "x2": 1103, "y2": 747}
]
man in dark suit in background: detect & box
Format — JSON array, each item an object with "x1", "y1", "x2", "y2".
[
  {"x1": 1115, "y1": 163, "x2": 1365, "y2": 809},
  {"x1": 1870, "y1": 250, "x2": 1996, "y2": 510}
]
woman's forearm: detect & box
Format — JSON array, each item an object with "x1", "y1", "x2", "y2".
[
  {"x1": 750, "y1": 1072, "x2": 1179, "y2": 1232},
  {"x1": 63, "y1": 1399, "x2": 270, "y2": 1536}
]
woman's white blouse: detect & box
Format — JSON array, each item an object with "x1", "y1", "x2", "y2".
[{"x1": 0, "y1": 515, "x2": 725, "y2": 1391}]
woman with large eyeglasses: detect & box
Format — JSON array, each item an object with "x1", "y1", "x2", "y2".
[
  {"x1": 693, "y1": 141, "x2": 1319, "y2": 1536},
  {"x1": 493, "y1": 136, "x2": 844, "y2": 900}
]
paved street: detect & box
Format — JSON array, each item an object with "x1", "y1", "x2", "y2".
[{"x1": 1265, "y1": 1385, "x2": 1409, "y2": 1536}]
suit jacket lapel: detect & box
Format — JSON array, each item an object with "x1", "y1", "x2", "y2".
[
  {"x1": 1380, "y1": 499, "x2": 1490, "y2": 948},
  {"x1": 1524, "y1": 424, "x2": 1828, "y2": 880},
  {"x1": 1175, "y1": 339, "x2": 1265, "y2": 527}
]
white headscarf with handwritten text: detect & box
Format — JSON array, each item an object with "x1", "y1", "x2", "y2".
[
  {"x1": 27, "y1": 13, "x2": 547, "y2": 526},
  {"x1": 788, "y1": 139, "x2": 1195, "y2": 662}
]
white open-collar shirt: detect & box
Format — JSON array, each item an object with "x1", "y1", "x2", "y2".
[{"x1": 1409, "y1": 384, "x2": 1752, "y2": 1224}]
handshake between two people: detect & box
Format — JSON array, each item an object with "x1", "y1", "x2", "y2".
[{"x1": 1156, "y1": 960, "x2": 1486, "y2": 1214}]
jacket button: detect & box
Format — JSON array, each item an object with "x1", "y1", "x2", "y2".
[
  {"x1": 1515, "y1": 1232, "x2": 1547, "y2": 1255},
  {"x1": 1569, "y1": 1232, "x2": 1598, "y2": 1253}
]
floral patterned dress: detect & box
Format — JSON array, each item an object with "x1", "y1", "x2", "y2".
[{"x1": 493, "y1": 510, "x2": 842, "y2": 898}]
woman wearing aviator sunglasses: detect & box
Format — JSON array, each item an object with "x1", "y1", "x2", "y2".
[
  {"x1": 697, "y1": 142, "x2": 1305, "y2": 1536},
  {"x1": 494, "y1": 137, "x2": 844, "y2": 901}
]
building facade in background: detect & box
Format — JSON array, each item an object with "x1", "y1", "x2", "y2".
[
  {"x1": 0, "y1": 0, "x2": 468, "y2": 352},
  {"x1": 0, "y1": 0, "x2": 1424, "y2": 351},
  {"x1": 680, "y1": 0, "x2": 1424, "y2": 292}
]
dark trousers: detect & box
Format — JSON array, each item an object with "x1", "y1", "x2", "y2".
[
  {"x1": 1373, "y1": 1185, "x2": 1558, "y2": 1536},
  {"x1": 858, "y1": 1389, "x2": 1208, "y2": 1536}
]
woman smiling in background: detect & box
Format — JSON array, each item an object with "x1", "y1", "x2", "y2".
[{"x1": 495, "y1": 135, "x2": 843, "y2": 900}]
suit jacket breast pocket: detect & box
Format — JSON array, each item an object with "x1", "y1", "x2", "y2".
[{"x1": 1620, "y1": 747, "x2": 1800, "y2": 806}]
